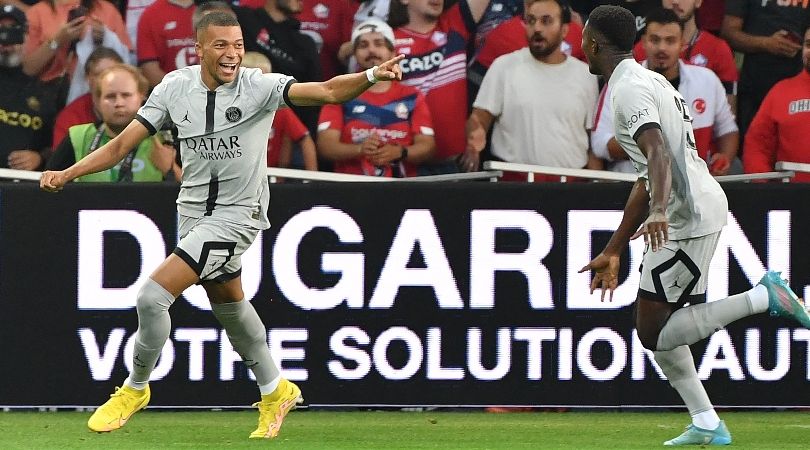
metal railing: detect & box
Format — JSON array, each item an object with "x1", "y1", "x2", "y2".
[
  {"x1": 776, "y1": 161, "x2": 810, "y2": 175},
  {"x1": 0, "y1": 168, "x2": 42, "y2": 182},
  {"x1": 483, "y1": 161, "x2": 796, "y2": 183},
  {"x1": 266, "y1": 167, "x2": 501, "y2": 183},
  {"x1": 2, "y1": 161, "x2": 804, "y2": 184}
]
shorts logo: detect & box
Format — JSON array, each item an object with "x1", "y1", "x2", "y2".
[{"x1": 225, "y1": 107, "x2": 242, "y2": 123}]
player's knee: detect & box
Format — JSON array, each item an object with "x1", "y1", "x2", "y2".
[{"x1": 136, "y1": 278, "x2": 175, "y2": 316}]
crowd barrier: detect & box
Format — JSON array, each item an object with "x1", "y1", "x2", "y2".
[{"x1": 1, "y1": 181, "x2": 808, "y2": 409}]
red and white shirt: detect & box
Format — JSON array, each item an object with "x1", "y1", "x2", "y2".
[
  {"x1": 394, "y1": 2, "x2": 475, "y2": 160},
  {"x1": 593, "y1": 60, "x2": 737, "y2": 173},
  {"x1": 136, "y1": 0, "x2": 197, "y2": 72},
  {"x1": 318, "y1": 83, "x2": 433, "y2": 177}
]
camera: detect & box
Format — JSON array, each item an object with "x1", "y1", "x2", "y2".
[{"x1": 0, "y1": 24, "x2": 24, "y2": 45}]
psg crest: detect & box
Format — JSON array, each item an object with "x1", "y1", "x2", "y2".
[{"x1": 225, "y1": 107, "x2": 242, "y2": 123}]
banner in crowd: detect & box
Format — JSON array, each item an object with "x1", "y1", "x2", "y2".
[{"x1": 0, "y1": 183, "x2": 807, "y2": 408}]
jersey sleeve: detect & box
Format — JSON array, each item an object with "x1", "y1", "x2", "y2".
[
  {"x1": 317, "y1": 103, "x2": 344, "y2": 133},
  {"x1": 612, "y1": 79, "x2": 661, "y2": 142},
  {"x1": 246, "y1": 70, "x2": 298, "y2": 111},
  {"x1": 136, "y1": 77, "x2": 171, "y2": 134},
  {"x1": 472, "y1": 54, "x2": 507, "y2": 117},
  {"x1": 712, "y1": 39, "x2": 739, "y2": 92},
  {"x1": 410, "y1": 92, "x2": 435, "y2": 137}
]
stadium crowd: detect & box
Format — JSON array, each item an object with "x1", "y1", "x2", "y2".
[{"x1": 0, "y1": 0, "x2": 808, "y2": 180}]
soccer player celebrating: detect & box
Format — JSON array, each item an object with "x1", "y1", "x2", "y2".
[
  {"x1": 40, "y1": 11, "x2": 403, "y2": 439},
  {"x1": 578, "y1": 5, "x2": 810, "y2": 446}
]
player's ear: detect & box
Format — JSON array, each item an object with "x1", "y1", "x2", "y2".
[{"x1": 195, "y1": 42, "x2": 202, "y2": 60}]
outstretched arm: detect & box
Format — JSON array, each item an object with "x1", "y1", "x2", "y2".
[
  {"x1": 287, "y1": 55, "x2": 404, "y2": 106},
  {"x1": 40, "y1": 120, "x2": 151, "y2": 191},
  {"x1": 579, "y1": 178, "x2": 649, "y2": 301}
]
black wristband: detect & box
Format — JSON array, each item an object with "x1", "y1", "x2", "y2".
[{"x1": 400, "y1": 146, "x2": 409, "y2": 162}]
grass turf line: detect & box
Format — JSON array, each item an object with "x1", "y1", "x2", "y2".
[{"x1": 0, "y1": 411, "x2": 807, "y2": 449}]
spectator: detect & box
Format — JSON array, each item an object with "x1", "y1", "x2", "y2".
[
  {"x1": 461, "y1": 0, "x2": 598, "y2": 179},
  {"x1": 47, "y1": 64, "x2": 179, "y2": 181},
  {"x1": 0, "y1": 4, "x2": 57, "y2": 170},
  {"x1": 633, "y1": 0, "x2": 738, "y2": 111},
  {"x1": 317, "y1": 18, "x2": 435, "y2": 177},
  {"x1": 721, "y1": 0, "x2": 808, "y2": 140},
  {"x1": 468, "y1": 10, "x2": 586, "y2": 104},
  {"x1": 136, "y1": 0, "x2": 196, "y2": 87},
  {"x1": 51, "y1": 46, "x2": 122, "y2": 148},
  {"x1": 235, "y1": 0, "x2": 322, "y2": 134},
  {"x1": 389, "y1": 0, "x2": 489, "y2": 174},
  {"x1": 743, "y1": 26, "x2": 810, "y2": 182},
  {"x1": 22, "y1": 0, "x2": 131, "y2": 90},
  {"x1": 593, "y1": 8, "x2": 738, "y2": 175},
  {"x1": 297, "y1": 0, "x2": 354, "y2": 79},
  {"x1": 241, "y1": 51, "x2": 317, "y2": 170},
  {"x1": 337, "y1": 0, "x2": 392, "y2": 72}
]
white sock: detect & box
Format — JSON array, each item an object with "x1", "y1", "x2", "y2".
[
  {"x1": 747, "y1": 284, "x2": 769, "y2": 314},
  {"x1": 692, "y1": 409, "x2": 721, "y2": 430},
  {"x1": 259, "y1": 376, "x2": 281, "y2": 396},
  {"x1": 124, "y1": 377, "x2": 148, "y2": 391}
]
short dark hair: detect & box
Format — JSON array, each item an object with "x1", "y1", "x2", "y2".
[
  {"x1": 645, "y1": 8, "x2": 684, "y2": 32},
  {"x1": 194, "y1": 10, "x2": 240, "y2": 39},
  {"x1": 587, "y1": 5, "x2": 637, "y2": 52},
  {"x1": 84, "y1": 46, "x2": 124, "y2": 76}
]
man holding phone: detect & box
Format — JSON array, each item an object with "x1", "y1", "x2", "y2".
[
  {"x1": 22, "y1": 0, "x2": 131, "y2": 92},
  {"x1": 720, "y1": 0, "x2": 810, "y2": 140}
]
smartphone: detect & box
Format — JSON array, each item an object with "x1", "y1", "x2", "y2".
[
  {"x1": 67, "y1": 6, "x2": 88, "y2": 22},
  {"x1": 785, "y1": 31, "x2": 802, "y2": 45}
]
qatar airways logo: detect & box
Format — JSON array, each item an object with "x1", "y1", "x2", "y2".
[{"x1": 184, "y1": 135, "x2": 243, "y2": 160}]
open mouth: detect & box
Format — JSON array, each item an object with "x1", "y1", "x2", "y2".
[{"x1": 219, "y1": 62, "x2": 238, "y2": 75}]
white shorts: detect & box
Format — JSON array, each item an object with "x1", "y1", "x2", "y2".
[
  {"x1": 173, "y1": 214, "x2": 258, "y2": 283},
  {"x1": 638, "y1": 232, "x2": 720, "y2": 306}
]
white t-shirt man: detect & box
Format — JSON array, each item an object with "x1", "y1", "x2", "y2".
[
  {"x1": 473, "y1": 48, "x2": 598, "y2": 168},
  {"x1": 609, "y1": 59, "x2": 727, "y2": 240}
]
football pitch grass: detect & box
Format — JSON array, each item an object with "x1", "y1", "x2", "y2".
[{"x1": 0, "y1": 410, "x2": 807, "y2": 449}]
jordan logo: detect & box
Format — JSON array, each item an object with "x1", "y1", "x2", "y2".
[
  {"x1": 180, "y1": 111, "x2": 191, "y2": 124},
  {"x1": 669, "y1": 279, "x2": 682, "y2": 289}
]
